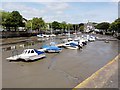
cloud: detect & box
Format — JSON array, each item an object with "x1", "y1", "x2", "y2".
[
  {"x1": 1, "y1": 2, "x2": 118, "y2": 24},
  {"x1": 2, "y1": 2, "x2": 70, "y2": 19},
  {"x1": 1, "y1": 0, "x2": 120, "y2": 2},
  {"x1": 40, "y1": 2, "x2": 70, "y2": 14},
  {"x1": 2, "y1": 2, "x2": 46, "y2": 19},
  {"x1": 45, "y1": 2, "x2": 69, "y2": 11}
]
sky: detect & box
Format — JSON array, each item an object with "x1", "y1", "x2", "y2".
[{"x1": 1, "y1": 1, "x2": 119, "y2": 24}]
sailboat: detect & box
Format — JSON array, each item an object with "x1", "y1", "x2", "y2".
[{"x1": 62, "y1": 26, "x2": 81, "y2": 49}]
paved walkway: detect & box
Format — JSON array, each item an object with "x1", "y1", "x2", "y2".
[{"x1": 73, "y1": 54, "x2": 119, "y2": 89}]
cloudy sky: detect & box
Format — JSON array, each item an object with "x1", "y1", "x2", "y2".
[{"x1": 1, "y1": 1, "x2": 119, "y2": 24}]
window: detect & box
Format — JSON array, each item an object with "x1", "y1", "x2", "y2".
[
  {"x1": 31, "y1": 50, "x2": 34, "y2": 53},
  {"x1": 28, "y1": 50, "x2": 30, "y2": 54}
]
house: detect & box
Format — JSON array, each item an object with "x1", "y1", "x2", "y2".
[{"x1": 84, "y1": 21, "x2": 95, "y2": 33}]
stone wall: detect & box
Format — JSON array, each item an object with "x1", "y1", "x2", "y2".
[{"x1": 0, "y1": 31, "x2": 39, "y2": 38}]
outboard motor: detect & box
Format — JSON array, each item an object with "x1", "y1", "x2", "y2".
[{"x1": 82, "y1": 42, "x2": 87, "y2": 46}]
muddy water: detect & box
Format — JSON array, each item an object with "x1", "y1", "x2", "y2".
[{"x1": 2, "y1": 35, "x2": 119, "y2": 88}]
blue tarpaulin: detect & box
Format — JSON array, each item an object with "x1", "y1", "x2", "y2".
[
  {"x1": 47, "y1": 46, "x2": 61, "y2": 50},
  {"x1": 34, "y1": 49, "x2": 44, "y2": 55},
  {"x1": 42, "y1": 45, "x2": 61, "y2": 51},
  {"x1": 69, "y1": 43, "x2": 78, "y2": 47}
]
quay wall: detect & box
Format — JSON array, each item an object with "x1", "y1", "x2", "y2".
[{"x1": 0, "y1": 31, "x2": 39, "y2": 38}]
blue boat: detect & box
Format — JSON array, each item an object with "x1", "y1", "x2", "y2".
[
  {"x1": 42, "y1": 42, "x2": 62, "y2": 53},
  {"x1": 62, "y1": 41, "x2": 79, "y2": 50}
]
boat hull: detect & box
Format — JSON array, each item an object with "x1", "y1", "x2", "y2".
[{"x1": 7, "y1": 54, "x2": 46, "y2": 61}]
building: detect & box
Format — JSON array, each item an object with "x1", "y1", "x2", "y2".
[{"x1": 84, "y1": 21, "x2": 95, "y2": 33}]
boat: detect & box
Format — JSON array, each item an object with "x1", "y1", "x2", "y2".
[
  {"x1": 62, "y1": 41, "x2": 80, "y2": 50},
  {"x1": 6, "y1": 49, "x2": 46, "y2": 61},
  {"x1": 73, "y1": 37, "x2": 83, "y2": 46},
  {"x1": 88, "y1": 36, "x2": 96, "y2": 41},
  {"x1": 42, "y1": 42, "x2": 62, "y2": 53},
  {"x1": 49, "y1": 34, "x2": 56, "y2": 37},
  {"x1": 42, "y1": 45, "x2": 62, "y2": 53},
  {"x1": 68, "y1": 38, "x2": 73, "y2": 42},
  {"x1": 37, "y1": 34, "x2": 44, "y2": 38},
  {"x1": 62, "y1": 33, "x2": 83, "y2": 50},
  {"x1": 41, "y1": 24, "x2": 62, "y2": 53},
  {"x1": 37, "y1": 34, "x2": 50, "y2": 38}
]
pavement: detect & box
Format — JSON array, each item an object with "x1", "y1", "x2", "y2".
[
  {"x1": 102, "y1": 69, "x2": 118, "y2": 88},
  {"x1": 73, "y1": 54, "x2": 119, "y2": 89}
]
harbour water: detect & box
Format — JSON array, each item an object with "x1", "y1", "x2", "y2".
[{"x1": 1, "y1": 34, "x2": 119, "y2": 88}]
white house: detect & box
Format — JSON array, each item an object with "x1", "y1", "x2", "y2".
[{"x1": 84, "y1": 21, "x2": 95, "y2": 33}]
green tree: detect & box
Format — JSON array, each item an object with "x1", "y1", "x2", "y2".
[
  {"x1": 52, "y1": 21, "x2": 60, "y2": 30},
  {"x1": 67, "y1": 23, "x2": 73, "y2": 30},
  {"x1": 1, "y1": 11, "x2": 25, "y2": 31},
  {"x1": 79, "y1": 26, "x2": 84, "y2": 32},
  {"x1": 1, "y1": 11, "x2": 11, "y2": 30},
  {"x1": 10, "y1": 11, "x2": 24, "y2": 31},
  {"x1": 96, "y1": 22, "x2": 110, "y2": 32},
  {"x1": 25, "y1": 20, "x2": 32, "y2": 30},
  {"x1": 30, "y1": 17, "x2": 45, "y2": 31},
  {"x1": 109, "y1": 19, "x2": 120, "y2": 33},
  {"x1": 114, "y1": 18, "x2": 120, "y2": 22},
  {"x1": 32, "y1": 18, "x2": 39, "y2": 30},
  {"x1": 60, "y1": 21, "x2": 67, "y2": 30}
]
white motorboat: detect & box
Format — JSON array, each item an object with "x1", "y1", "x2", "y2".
[
  {"x1": 88, "y1": 36, "x2": 96, "y2": 41},
  {"x1": 62, "y1": 41, "x2": 80, "y2": 50},
  {"x1": 6, "y1": 49, "x2": 46, "y2": 61},
  {"x1": 37, "y1": 34, "x2": 50, "y2": 38},
  {"x1": 73, "y1": 37, "x2": 83, "y2": 46},
  {"x1": 68, "y1": 38, "x2": 73, "y2": 42},
  {"x1": 49, "y1": 34, "x2": 56, "y2": 37},
  {"x1": 37, "y1": 34, "x2": 43, "y2": 38}
]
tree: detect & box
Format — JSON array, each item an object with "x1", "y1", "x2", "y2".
[
  {"x1": 67, "y1": 23, "x2": 73, "y2": 30},
  {"x1": 109, "y1": 18, "x2": 120, "y2": 33},
  {"x1": 52, "y1": 21, "x2": 60, "y2": 30},
  {"x1": 79, "y1": 26, "x2": 84, "y2": 32},
  {"x1": 25, "y1": 20, "x2": 32, "y2": 30},
  {"x1": 28, "y1": 17, "x2": 45, "y2": 31},
  {"x1": 1, "y1": 11, "x2": 11, "y2": 30},
  {"x1": 79, "y1": 23, "x2": 84, "y2": 32},
  {"x1": 96, "y1": 22, "x2": 110, "y2": 32},
  {"x1": 1, "y1": 11, "x2": 25, "y2": 31},
  {"x1": 10, "y1": 11, "x2": 24, "y2": 31},
  {"x1": 114, "y1": 18, "x2": 120, "y2": 22},
  {"x1": 60, "y1": 21, "x2": 67, "y2": 30}
]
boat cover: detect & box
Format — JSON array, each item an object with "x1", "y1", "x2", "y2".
[
  {"x1": 47, "y1": 46, "x2": 61, "y2": 50},
  {"x1": 69, "y1": 42, "x2": 78, "y2": 47},
  {"x1": 34, "y1": 49, "x2": 45, "y2": 55}
]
